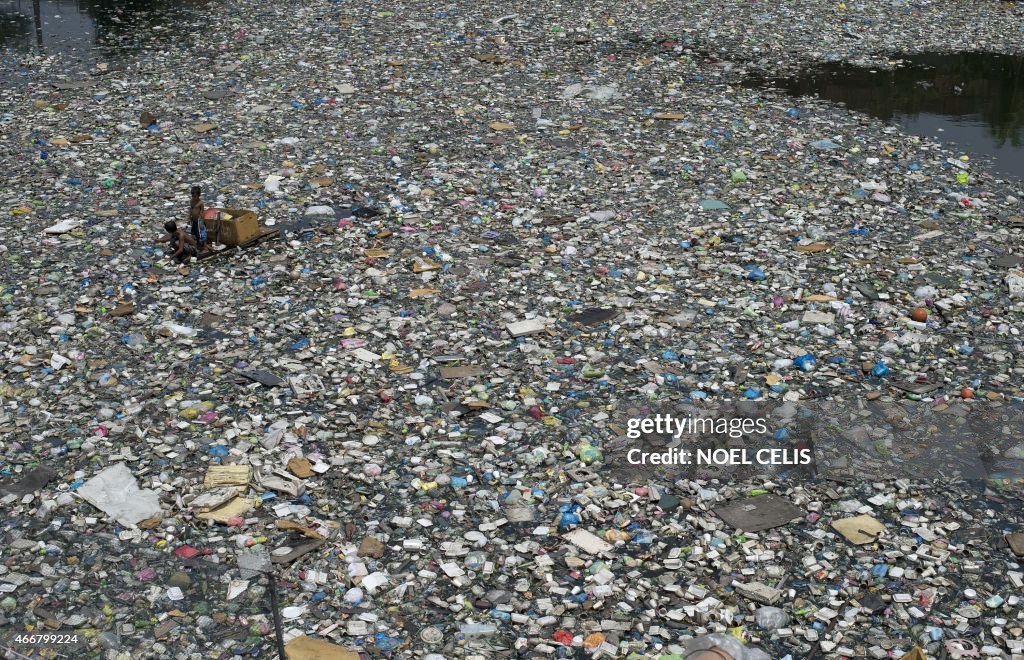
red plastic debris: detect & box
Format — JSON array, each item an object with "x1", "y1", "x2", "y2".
[
  {"x1": 552, "y1": 630, "x2": 574, "y2": 646},
  {"x1": 174, "y1": 545, "x2": 202, "y2": 559}
]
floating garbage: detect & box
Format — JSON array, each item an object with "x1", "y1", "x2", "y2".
[{"x1": 1, "y1": 0, "x2": 1024, "y2": 659}]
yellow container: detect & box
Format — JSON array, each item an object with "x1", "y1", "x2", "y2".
[{"x1": 207, "y1": 208, "x2": 260, "y2": 246}]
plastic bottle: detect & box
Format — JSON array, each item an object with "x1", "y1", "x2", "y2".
[
  {"x1": 755, "y1": 606, "x2": 790, "y2": 630},
  {"x1": 123, "y1": 333, "x2": 146, "y2": 347},
  {"x1": 464, "y1": 551, "x2": 486, "y2": 571},
  {"x1": 460, "y1": 622, "x2": 497, "y2": 636}
]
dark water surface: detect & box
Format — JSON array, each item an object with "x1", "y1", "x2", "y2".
[
  {"x1": 0, "y1": 0, "x2": 207, "y2": 80},
  {"x1": 746, "y1": 52, "x2": 1024, "y2": 181},
  {"x1": 3, "y1": 5, "x2": 1024, "y2": 181}
]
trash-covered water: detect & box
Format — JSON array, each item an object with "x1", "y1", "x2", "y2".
[
  {"x1": 0, "y1": 0, "x2": 208, "y2": 84},
  {"x1": 3, "y1": 0, "x2": 1024, "y2": 658},
  {"x1": 746, "y1": 52, "x2": 1024, "y2": 181}
]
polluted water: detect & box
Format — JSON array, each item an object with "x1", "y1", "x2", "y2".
[
  {"x1": 0, "y1": 0, "x2": 210, "y2": 86},
  {"x1": 745, "y1": 52, "x2": 1024, "y2": 181},
  {"x1": 0, "y1": 0, "x2": 1023, "y2": 659}
]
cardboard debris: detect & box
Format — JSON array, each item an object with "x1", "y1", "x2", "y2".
[
  {"x1": 203, "y1": 465, "x2": 251, "y2": 487},
  {"x1": 197, "y1": 497, "x2": 258, "y2": 523},
  {"x1": 653, "y1": 112, "x2": 686, "y2": 120},
  {"x1": 357, "y1": 536, "x2": 386, "y2": 558},
  {"x1": 641, "y1": 360, "x2": 684, "y2": 376},
  {"x1": 795, "y1": 242, "x2": 832, "y2": 253},
  {"x1": 409, "y1": 288, "x2": 440, "y2": 298},
  {"x1": 154, "y1": 619, "x2": 180, "y2": 640},
  {"x1": 832, "y1": 514, "x2": 886, "y2": 545},
  {"x1": 1006, "y1": 532, "x2": 1024, "y2": 557},
  {"x1": 506, "y1": 318, "x2": 549, "y2": 337},
  {"x1": 564, "y1": 529, "x2": 613, "y2": 555},
  {"x1": 472, "y1": 53, "x2": 509, "y2": 64},
  {"x1": 899, "y1": 648, "x2": 928, "y2": 660},
  {"x1": 138, "y1": 517, "x2": 162, "y2": 529},
  {"x1": 277, "y1": 520, "x2": 324, "y2": 540},
  {"x1": 284, "y1": 635, "x2": 361, "y2": 660},
  {"x1": 411, "y1": 257, "x2": 441, "y2": 272},
  {"x1": 109, "y1": 303, "x2": 135, "y2": 317},
  {"x1": 733, "y1": 580, "x2": 782, "y2": 605},
  {"x1": 287, "y1": 457, "x2": 315, "y2": 479},
  {"x1": 440, "y1": 365, "x2": 486, "y2": 379},
  {"x1": 190, "y1": 487, "x2": 240, "y2": 513}
]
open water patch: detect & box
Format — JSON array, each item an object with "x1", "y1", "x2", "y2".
[
  {"x1": 745, "y1": 52, "x2": 1024, "y2": 181},
  {"x1": 0, "y1": 0, "x2": 209, "y2": 84}
]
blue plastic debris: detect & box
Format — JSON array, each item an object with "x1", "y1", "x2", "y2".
[
  {"x1": 794, "y1": 354, "x2": 816, "y2": 371},
  {"x1": 747, "y1": 267, "x2": 767, "y2": 281}
]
